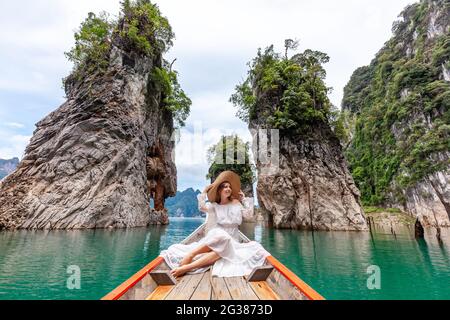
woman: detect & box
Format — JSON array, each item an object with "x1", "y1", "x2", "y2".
[{"x1": 160, "y1": 170, "x2": 270, "y2": 278}]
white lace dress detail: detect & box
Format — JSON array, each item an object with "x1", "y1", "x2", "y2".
[{"x1": 160, "y1": 192, "x2": 270, "y2": 277}]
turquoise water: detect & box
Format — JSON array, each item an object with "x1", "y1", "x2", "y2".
[{"x1": 0, "y1": 218, "x2": 449, "y2": 300}]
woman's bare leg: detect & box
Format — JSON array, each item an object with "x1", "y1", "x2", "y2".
[
  {"x1": 171, "y1": 251, "x2": 221, "y2": 277},
  {"x1": 180, "y1": 244, "x2": 213, "y2": 266}
]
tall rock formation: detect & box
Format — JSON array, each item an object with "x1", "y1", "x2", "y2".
[
  {"x1": 231, "y1": 46, "x2": 367, "y2": 231},
  {"x1": 0, "y1": 1, "x2": 188, "y2": 230},
  {"x1": 252, "y1": 127, "x2": 367, "y2": 231},
  {"x1": 342, "y1": 0, "x2": 450, "y2": 227}
]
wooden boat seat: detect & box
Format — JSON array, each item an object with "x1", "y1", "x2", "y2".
[
  {"x1": 149, "y1": 270, "x2": 177, "y2": 285},
  {"x1": 246, "y1": 265, "x2": 274, "y2": 282}
]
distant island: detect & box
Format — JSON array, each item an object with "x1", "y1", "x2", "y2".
[{"x1": 164, "y1": 188, "x2": 203, "y2": 218}]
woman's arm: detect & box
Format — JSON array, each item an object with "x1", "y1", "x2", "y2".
[{"x1": 197, "y1": 192, "x2": 211, "y2": 215}]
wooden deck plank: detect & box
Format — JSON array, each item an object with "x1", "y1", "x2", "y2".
[
  {"x1": 224, "y1": 277, "x2": 259, "y2": 300},
  {"x1": 145, "y1": 285, "x2": 175, "y2": 300},
  {"x1": 190, "y1": 271, "x2": 212, "y2": 300},
  {"x1": 248, "y1": 281, "x2": 280, "y2": 300},
  {"x1": 165, "y1": 273, "x2": 204, "y2": 300},
  {"x1": 150, "y1": 270, "x2": 177, "y2": 285},
  {"x1": 211, "y1": 277, "x2": 232, "y2": 300},
  {"x1": 163, "y1": 274, "x2": 192, "y2": 300}
]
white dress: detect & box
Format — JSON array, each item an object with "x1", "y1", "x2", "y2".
[{"x1": 159, "y1": 193, "x2": 271, "y2": 277}]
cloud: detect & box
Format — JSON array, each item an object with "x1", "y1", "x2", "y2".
[
  {"x1": 4, "y1": 122, "x2": 25, "y2": 129},
  {"x1": 160, "y1": 0, "x2": 416, "y2": 107},
  {"x1": 0, "y1": 132, "x2": 31, "y2": 159},
  {"x1": 183, "y1": 91, "x2": 247, "y2": 131}
]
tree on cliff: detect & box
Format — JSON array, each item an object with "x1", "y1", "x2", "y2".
[
  {"x1": 206, "y1": 135, "x2": 255, "y2": 196},
  {"x1": 64, "y1": 0, "x2": 190, "y2": 128},
  {"x1": 230, "y1": 43, "x2": 333, "y2": 134}
]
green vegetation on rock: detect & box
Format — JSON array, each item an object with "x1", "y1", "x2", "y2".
[
  {"x1": 63, "y1": 0, "x2": 190, "y2": 128},
  {"x1": 64, "y1": 11, "x2": 113, "y2": 80},
  {"x1": 364, "y1": 206, "x2": 416, "y2": 225},
  {"x1": 230, "y1": 43, "x2": 334, "y2": 134},
  {"x1": 342, "y1": 0, "x2": 450, "y2": 206},
  {"x1": 151, "y1": 65, "x2": 191, "y2": 127}
]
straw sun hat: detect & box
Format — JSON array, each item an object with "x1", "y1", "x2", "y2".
[{"x1": 205, "y1": 170, "x2": 241, "y2": 203}]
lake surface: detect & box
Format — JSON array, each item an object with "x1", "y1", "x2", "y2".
[{"x1": 0, "y1": 217, "x2": 449, "y2": 300}]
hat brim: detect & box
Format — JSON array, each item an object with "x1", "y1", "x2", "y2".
[{"x1": 206, "y1": 171, "x2": 241, "y2": 203}]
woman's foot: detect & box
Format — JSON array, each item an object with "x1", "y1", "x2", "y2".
[
  {"x1": 180, "y1": 253, "x2": 194, "y2": 266},
  {"x1": 170, "y1": 265, "x2": 191, "y2": 277}
]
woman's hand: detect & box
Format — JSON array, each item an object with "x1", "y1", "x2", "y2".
[
  {"x1": 239, "y1": 190, "x2": 245, "y2": 202},
  {"x1": 197, "y1": 193, "x2": 209, "y2": 213}
]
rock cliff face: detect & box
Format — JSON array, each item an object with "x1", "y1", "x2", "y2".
[
  {"x1": 342, "y1": 0, "x2": 450, "y2": 227},
  {"x1": 403, "y1": 170, "x2": 450, "y2": 226},
  {"x1": 252, "y1": 125, "x2": 367, "y2": 231},
  {"x1": 0, "y1": 8, "x2": 178, "y2": 229}
]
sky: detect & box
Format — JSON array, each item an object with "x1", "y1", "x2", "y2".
[{"x1": 0, "y1": 0, "x2": 416, "y2": 192}]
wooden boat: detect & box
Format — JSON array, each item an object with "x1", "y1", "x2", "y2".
[{"x1": 102, "y1": 222, "x2": 325, "y2": 300}]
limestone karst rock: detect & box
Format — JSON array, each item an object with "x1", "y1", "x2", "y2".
[
  {"x1": 252, "y1": 124, "x2": 368, "y2": 231},
  {"x1": 342, "y1": 0, "x2": 450, "y2": 227},
  {"x1": 231, "y1": 46, "x2": 367, "y2": 231},
  {"x1": 0, "y1": 3, "x2": 183, "y2": 230}
]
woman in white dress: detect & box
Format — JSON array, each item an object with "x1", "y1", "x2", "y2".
[{"x1": 159, "y1": 171, "x2": 270, "y2": 278}]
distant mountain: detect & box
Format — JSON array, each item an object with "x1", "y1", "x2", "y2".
[
  {"x1": 0, "y1": 158, "x2": 19, "y2": 180},
  {"x1": 165, "y1": 188, "x2": 203, "y2": 217}
]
